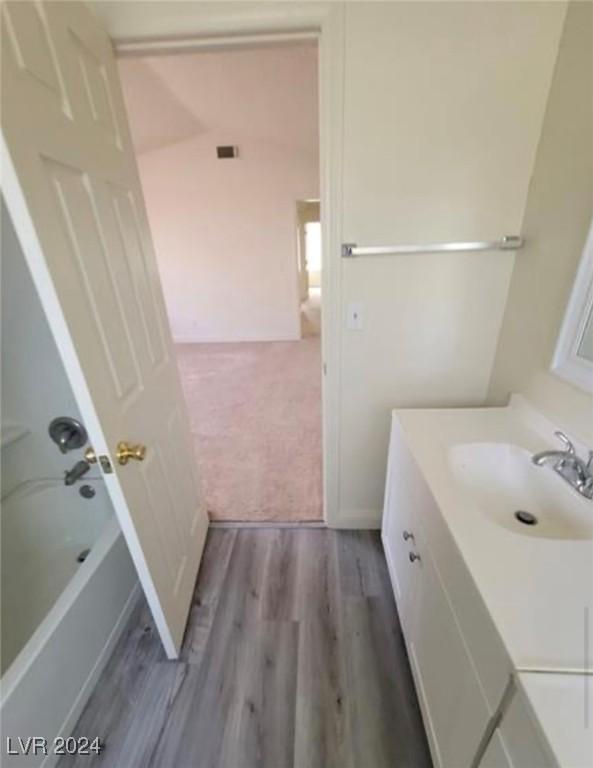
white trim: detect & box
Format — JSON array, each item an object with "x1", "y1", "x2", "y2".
[
  {"x1": 551, "y1": 218, "x2": 593, "y2": 394},
  {"x1": 112, "y1": 9, "x2": 345, "y2": 529},
  {"x1": 209, "y1": 521, "x2": 326, "y2": 529},
  {"x1": 91, "y1": 1, "x2": 334, "y2": 44},
  {"x1": 318, "y1": 8, "x2": 344, "y2": 529},
  {"x1": 116, "y1": 30, "x2": 318, "y2": 56},
  {"x1": 331, "y1": 509, "x2": 383, "y2": 531},
  {"x1": 173, "y1": 333, "x2": 301, "y2": 345}
]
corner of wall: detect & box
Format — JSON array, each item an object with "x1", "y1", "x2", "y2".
[{"x1": 486, "y1": 1, "x2": 592, "y2": 439}]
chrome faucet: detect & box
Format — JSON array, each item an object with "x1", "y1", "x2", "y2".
[
  {"x1": 64, "y1": 460, "x2": 91, "y2": 486},
  {"x1": 532, "y1": 431, "x2": 593, "y2": 500}
]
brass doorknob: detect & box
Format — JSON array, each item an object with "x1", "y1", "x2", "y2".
[{"x1": 116, "y1": 441, "x2": 146, "y2": 466}]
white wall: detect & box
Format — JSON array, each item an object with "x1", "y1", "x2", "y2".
[
  {"x1": 488, "y1": 2, "x2": 593, "y2": 443},
  {"x1": 337, "y1": 2, "x2": 566, "y2": 524},
  {"x1": 118, "y1": 45, "x2": 319, "y2": 343},
  {"x1": 94, "y1": 1, "x2": 567, "y2": 527},
  {"x1": 1, "y1": 200, "x2": 88, "y2": 496}
]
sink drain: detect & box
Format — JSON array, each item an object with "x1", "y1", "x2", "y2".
[{"x1": 514, "y1": 510, "x2": 538, "y2": 526}]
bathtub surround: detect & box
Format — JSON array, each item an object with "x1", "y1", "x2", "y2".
[
  {"x1": 176, "y1": 339, "x2": 322, "y2": 521},
  {"x1": 1, "y1": 202, "x2": 138, "y2": 768},
  {"x1": 1, "y1": 520, "x2": 138, "y2": 768},
  {"x1": 488, "y1": 1, "x2": 593, "y2": 443},
  {"x1": 1, "y1": 479, "x2": 112, "y2": 673},
  {"x1": 1, "y1": 200, "x2": 84, "y2": 492}
]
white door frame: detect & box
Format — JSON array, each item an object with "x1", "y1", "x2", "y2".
[{"x1": 113, "y1": 7, "x2": 345, "y2": 527}]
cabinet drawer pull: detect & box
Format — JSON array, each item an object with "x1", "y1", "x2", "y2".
[
  {"x1": 409, "y1": 552, "x2": 421, "y2": 563},
  {"x1": 403, "y1": 530, "x2": 415, "y2": 542}
]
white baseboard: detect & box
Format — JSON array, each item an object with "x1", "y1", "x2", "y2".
[
  {"x1": 173, "y1": 333, "x2": 301, "y2": 344},
  {"x1": 209, "y1": 520, "x2": 326, "y2": 529},
  {"x1": 329, "y1": 509, "x2": 382, "y2": 530},
  {"x1": 209, "y1": 512, "x2": 382, "y2": 530}
]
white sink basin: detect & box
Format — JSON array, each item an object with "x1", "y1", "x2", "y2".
[{"x1": 448, "y1": 443, "x2": 593, "y2": 541}]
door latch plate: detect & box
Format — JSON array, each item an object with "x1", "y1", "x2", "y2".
[{"x1": 99, "y1": 455, "x2": 113, "y2": 474}]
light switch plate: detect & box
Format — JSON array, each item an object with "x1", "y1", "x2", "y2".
[{"x1": 347, "y1": 302, "x2": 364, "y2": 330}]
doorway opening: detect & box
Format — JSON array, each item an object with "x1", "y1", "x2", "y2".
[
  {"x1": 118, "y1": 41, "x2": 323, "y2": 523},
  {"x1": 297, "y1": 200, "x2": 321, "y2": 338}
]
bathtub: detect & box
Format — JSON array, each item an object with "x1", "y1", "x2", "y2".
[{"x1": 1, "y1": 479, "x2": 139, "y2": 768}]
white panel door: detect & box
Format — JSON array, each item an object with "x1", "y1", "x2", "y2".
[{"x1": 1, "y1": 0, "x2": 209, "y2": 658}]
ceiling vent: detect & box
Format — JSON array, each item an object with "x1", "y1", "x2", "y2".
[{"x1": 216, "y1": 145, "x2": 238, "y2": 159}]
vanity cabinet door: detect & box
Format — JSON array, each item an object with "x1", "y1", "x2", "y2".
[
  {"x1": 382, "y1": 419, "x2": 421, "y2": 633},
  {"x1": 478, "y1": 730, "x2": 513, "y2": 768},
  {"x1": 497, "y1": 689, "x2": 555, "y2": 768},
  {"x1": 382, "y1": 416, "x2": 499, "y2": 768},
  {"x1": 407, "y1": 545, "x2": 492, "y2": 768},
  {"x1": 477, "y1": 689, "x2": 555, "y2": 768}
]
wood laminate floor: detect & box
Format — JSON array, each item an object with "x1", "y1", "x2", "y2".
[{"x1": 59, "y1": 529, "x2": 432, "y2": 768}]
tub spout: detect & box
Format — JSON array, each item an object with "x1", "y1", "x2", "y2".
[{"x1": 64, "y1": 460, "x2": 91, "y2": 486}]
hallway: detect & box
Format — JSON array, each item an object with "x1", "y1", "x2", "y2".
[
  {"x1": 59, "y1": 529, "x2": 431, "y2": 768},
  {"x1": 176, "y1": 339, "x2": 323, "y2": 521}
]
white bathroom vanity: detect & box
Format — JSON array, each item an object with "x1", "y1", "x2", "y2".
[{"x1": 382, "y1": 395, "x2": 593, "y2": 768}]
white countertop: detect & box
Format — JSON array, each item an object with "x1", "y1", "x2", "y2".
[
  {"x1": 518, "y1": 672, "x2": 593, "y2": 768},
  {"x1": 395, "y1": 396, "x2": 593, "y2": 674}
]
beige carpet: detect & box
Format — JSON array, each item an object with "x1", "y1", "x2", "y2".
[{"x1": 176, "y1": 339, "x2": 322, "y2": 522}]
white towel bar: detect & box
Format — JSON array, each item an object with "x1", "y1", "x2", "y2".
[{"x1": 341, "y1": 235, "x2": 523, "y2": 258}]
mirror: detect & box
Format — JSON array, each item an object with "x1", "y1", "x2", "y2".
[{"x1": 552, "y1": 219, "x2": 593, "y2": 392}]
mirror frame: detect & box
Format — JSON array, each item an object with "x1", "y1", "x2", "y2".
[{"x1": 552, "y1": 218, "x2": 593, "y2": 394}]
